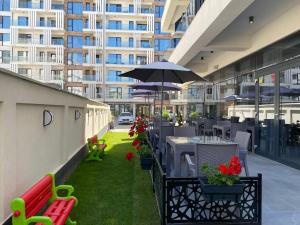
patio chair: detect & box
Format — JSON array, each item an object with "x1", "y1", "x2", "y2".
[
  {"x1": 174, "y1": 126, "x2": 196, "y2": 137},
  {"x1": 234, "y1": 131, "x2": 251, "y2": 176},
  {"x1": 155, "y1": 125, "x2": 174, "y2": 165},
  {"x1": 200, "y1": 119, "x2": 215, "y2": 136},
  {"x1": 184, "y1": 143, "x2": 238, "y2": 177}
]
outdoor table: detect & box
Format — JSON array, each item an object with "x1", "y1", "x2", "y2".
[
  {"x1": 166, "y1": 136, "x2": 236, "y2": 177},
  {"x1": 212, "y1": 124, "x2": 231, "y2": 139}
]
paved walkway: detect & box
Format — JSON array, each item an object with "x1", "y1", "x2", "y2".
[{"x1": 248, "y1": 153, "x2": 300, "y2": 225}]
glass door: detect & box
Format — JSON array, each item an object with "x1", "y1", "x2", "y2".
[
  {"x1": 255, "y1": 73, "x2": 278, "y2": 159},
  {"x1": 278, "y1": 66, "x2": 300, "y2": 168}
]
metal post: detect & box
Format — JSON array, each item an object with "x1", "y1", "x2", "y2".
[{"x1": 159, "y1": 71, "x2": 164, "y2": 161}]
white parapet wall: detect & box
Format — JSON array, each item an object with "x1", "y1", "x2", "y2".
[{"x1": 0, "y1": 69, "x2": 111, "y2": 222}]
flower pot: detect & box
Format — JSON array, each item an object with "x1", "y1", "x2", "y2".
[
  {"x1": 140, "y1": 156, "x2": 152, "y2": 170},
  {"x1": 199, "y1": 178, "x2": 245, "y2": 202}
]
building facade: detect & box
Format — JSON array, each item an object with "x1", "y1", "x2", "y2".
[
  {"x1": 162, "y1": 0, "x2": 300, "y2": 169},
  {"x1": 0, "y1": 0, "x2": 188, "y2": 117}
]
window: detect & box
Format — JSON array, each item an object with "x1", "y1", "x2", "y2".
[
  {"x1": 171, "y1": 38, "x2": 180, "y2": 48},
  {"x1": 0, "y1": 33, "x2": 9, "y2": 46},
  {"x1": 39, "y1": 34, "x2": 43, "y2": 44},
  {"x1": 68, "y1": 52, "x2": 83, "y2": 65},
  {"x1": 129, "y1": 21, "x2": 134, "y2": 30},
  {"x1": 107, "y1": 54, "x2": 121, "y2": 64},
  {"x1": 155, "y1": 6, "x2": 164, "y2": 18},
  {"x1": 51, "y1": 37, "x2": 63, "y2": 45},
  {"x1": 129, "y1": 37, "x2": 133, "y2": 47},
  {"x1": 141, "y1": 7, "x2": 150, "y2": 13},
  {"x1": 107, "y1": 20, "x2": 121, "y2": 29},
  {"x1": 155, "y1": 39, "x2": 170, "y2": 51},
  {"x1": 107, "y1": 4, "x2": 121, "y2": 12},
  {"x1": 129, "y1": 54, "x2": 134, "y2": 64},
  {"x1": 18, "y1": 17, "x2": 28, "y2": 26},
  {"x1": 85, "y1": 36, "x2": 91, "y2": 46},
  {"x1": 39, "y1": 17, "x2": 45, "y2": 26},
  {"x1": 0, "y1": 16, "x2": 10, "y2": 28},
  {"x1": 18, "y1": 68, "x2": 30, "y2": 75},
  {"x1": 67, "y1": 19, "x2": 83, "y2": 31},
  {"x1": 0, "y1": 0, "x2": 10, "y2": 11},
  {"x1": 67, "y1": 36, "x2": 83, "y2": 48},
  {"x1": 85, "y1": 3, "x2": 90, "y2": 11},
  {"x1": 136, "y1": 23, "x2": 147, "y2": 31},
  {"x1": 107, "y1": 37, "x2": 121, "y2": 47},
  {"x1": 129, "y1": 4, "x2": 134, "y2": 13},
  {"x1": 67, "y1": 2, "x2": 82, "y2": 14},
  {"x1": 0, "y1": 50, "x2": 10, "y2": 63},
  {"x1": 155, "y1": 22, "x2": 161, "y2": 34},
  {"x1": 141, "y1": 40, "x2": 150, "y2": 48},
  {"x1": 107, "y1": 70, "x2": 121, "y2": 81},
  {"x1": 136, "y1": 56, "x2": 146, "y2": 65}
]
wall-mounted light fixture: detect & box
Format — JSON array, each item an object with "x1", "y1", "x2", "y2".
[
  {"x1": 210, "y1": 51, "x2": 214, "y2": 53},
  {"x1": 249, "y1": 16, "x2": 254, "y2": 24},
  {"x1": 201, "y1": 57, "x2": 204, "y2": 60},
  {"x1": 43, "y1": 110, "x2": 53, "y2": 127},
  {"x1": 75, "y1": 110, "x2": 81, "y2": 120}
]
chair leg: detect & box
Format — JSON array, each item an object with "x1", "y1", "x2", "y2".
[{"x1": 243, "y1": 158, "x2": 249, "y2": 176}]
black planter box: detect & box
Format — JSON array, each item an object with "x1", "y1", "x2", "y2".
[
  {"x1": 140, "y1": 157, "x2": 152, "y2": 170},
  {"x1": 199, "y1": 178, "x2": 245, "y2": 202}
]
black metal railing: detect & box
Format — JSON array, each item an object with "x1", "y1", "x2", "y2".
[{"x1": 151, "y1": 153, "x2": 262, "y2": 225}]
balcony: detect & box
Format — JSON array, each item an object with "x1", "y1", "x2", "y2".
[
  {"x1": 51, "y1": 3, "x2": 64, "y2": 10},
  {"x1": 18, "y1": 2, "x2": 43, "y2": 9},
  {"x1": 106, "y1": 24, "x2": 148, "y2": 32}
]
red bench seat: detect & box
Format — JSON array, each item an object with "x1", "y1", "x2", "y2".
[{"x1": 11, "y1": 174, "x2": 77, "y2": 225}]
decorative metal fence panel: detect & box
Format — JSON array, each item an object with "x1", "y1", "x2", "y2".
[
  {"x1": 152, "y1": 154, "x2": 262, "y2": 225},
  {"x1": 166, "y1": 176, "x2": 262, "y2": 224}
]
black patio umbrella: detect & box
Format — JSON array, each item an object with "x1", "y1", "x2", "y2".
[{"x1": 119, "y1": 60, "x2": 207, "y2": 152}]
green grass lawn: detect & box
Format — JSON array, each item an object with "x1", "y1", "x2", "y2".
[{"x1": 67, "y1": 132, "x2": 160, "y2": 225}]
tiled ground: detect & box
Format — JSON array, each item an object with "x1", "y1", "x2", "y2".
[{"x1": 248, "y1": 153, "x2": 300, "y2": 225}]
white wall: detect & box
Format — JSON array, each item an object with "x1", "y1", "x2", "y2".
[{"x1": 0, "y1": 69, "x2": 111, "y2": 222}]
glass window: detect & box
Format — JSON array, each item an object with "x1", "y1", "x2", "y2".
[
  {"x1": 141, "y1": 7, "x2": 150, "y2": 13},
  {"x1": 68, "y1": 52, "x2": 83, "y2": 65},
  {"x1": 85, "y1": 3, "x2": 90, "y2": 11},
  {"x1": 0, "y1": 0, "x2": 10, "y2": 11},
  {"x1": 18, "y1": 17, "x2": 28, "y2": 26},
  {"x1": 129, "y1": 4, "x2": 134, "y2": 13},
  {"x1": 129, "y1": 37, "x2": 133, "y2": 47},
  {"x1": 141, "y1": 40, "x2": 150, "y2": 48},
  {"x1": 155, "y1": 6, "x2": 164, "y2": 18},
  {"x1": 136, "y1": 23, "x2": 147, "y2": 31},
  {"x1": 67, "y1": 2, "x2": 82, "y2": 14},
  {"x1": 155, "y1": 39, "x2": 170, "y2": 51},
  {"x1": 136, "y1": 56, "x2": 147, "y2": 65},
  {"x1": 129, "y1": 21, "x2": 134, "y2": 30},
  {"x1": 107, "y1": 4, "x2": 121, "y2": 12},
  {"x1": 0, "y1": 50, "x2": 10, "y2": 63},
  {"x1": 51, "y1": 37, "x2": 63, "y2": 45},
  {"x1": 0, "y1": 33, "x2": 9, "y2": 46},
  {"x1": 155, "y1": 22, "x2": 161, "y2": 34},
  {"x1": 67, "y1": 19, "x2": 83, "y2": 31},
  {"x1": 67, "y1": 36, "x2": 83, "y2": 48},
  {"x1": 107, "y1": 37, "x2": 121, "y2": 47},
  {"x1": 107, "y1": 70, "x2": 121, "y2": 81},
  {"x1": 107, "y1": 54, "x2": 121, "y2": 64},
  {"x1": 0, "y1": 16, "x2": 10, "y2": 28},
  {"x1": 107, "y1": 20, "x2": 121, "y2": 29},
  {"x1": 129, "y1": 54, "x2": 134, "y2": 64}
]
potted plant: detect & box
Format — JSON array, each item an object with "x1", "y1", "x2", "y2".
[
  {"x1": 190, "y1": 111, "x2": 200, "y2": 120},
  {"x1": 200, "y1": 156, "x2": 245, "y2": 202},
  {"x1": 162, "y1": 110, "x2": 170, "y2": 121},
  {"x1": 126, "y1": 116, "x2": 152, "y2": 170},
  {"x1": 176, "y1": 113, "x2": 183, "y2": 127}
]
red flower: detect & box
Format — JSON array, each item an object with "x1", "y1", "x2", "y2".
[
  {"x1": 128, "y1": 130, "x2": 134, "y2": 137},
  {"x1": 137, "y1": 127, "x2": 145, "y2": 133},
  {"x1": 234, "y1": 164, "x2": 242, "y2": 174},
  {"x1": 218, "y1": 164, "x2": 228, "y2": 175},
  {"x1": 227, "y1": 165, "x2": 235, "y2": 175},
  {"x1": 125, "y1": 152, "x2": 135, "y2": 161},
  {"x1": 136, "y1": 145, "x2": 141, "y2": 151},
  {"x1": 90, "y1": 135, "x2": 98, "y2": 144},
  {"x1": 130, "y1": 125, "x2": 135, "y2": 130},
  {"x1": 132, "y1": 139, "x2": 140, "y2": 146}
]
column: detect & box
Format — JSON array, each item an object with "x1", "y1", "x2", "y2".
[
  {"x1": 133, "y1": 104, "x2": 136, "y2": 119},
  {"x1": 183, "y1": 104, "x2": 188, "y2": 120}
]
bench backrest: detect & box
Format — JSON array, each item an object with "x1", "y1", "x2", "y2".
[{"x1": 21, "y1": 175, "x2": 53, "y2": 218}]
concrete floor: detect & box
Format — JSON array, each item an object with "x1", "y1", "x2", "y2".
[{"x1": 248, "y1": 153, "x2": 300, "y2": 225}]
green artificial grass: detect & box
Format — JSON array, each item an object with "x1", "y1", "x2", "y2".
[{"x1": 67, "y1": 132, "x2": 160, "y2": 225}]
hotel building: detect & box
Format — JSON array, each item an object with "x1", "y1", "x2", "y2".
[{"x1": 0, "y1": 0, "x2": 188, "y2": 117}]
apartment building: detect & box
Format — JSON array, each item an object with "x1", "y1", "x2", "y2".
[{"x1": 0, "y1": 0, "x2": 187, "y2": 117}]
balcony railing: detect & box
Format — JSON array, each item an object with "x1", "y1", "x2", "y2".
[
  {"x1": 105, "y1": 94, "x2": 133, "y2": 100},
  {"x1": 82, "y1": 75, "x2": 97, "y2": 81},
  {"x1": 106, "y1": 60, "x2": 147, "y2": 65},
  {"x1": 106, "y1": 24, "x2": 148, "y2": 31},
  {"x1": 106, "y1": 42, "x2": 152, "y2": 48}
]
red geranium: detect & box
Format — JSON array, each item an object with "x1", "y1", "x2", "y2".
[
  {"x1": 128, "y1": 130, "x2": 134, "y2": 137},
  {"x1": 136, "y1": 145, "x2": 141, "y2": 151},
  {"x1": 218, "y1": 164, "x2": 228, "y2": 175},
  {"x1": 90, "y1": 135, "x2": 98, "y2": 144},
  {"x1": 132, "y1": 139, "x2": 140, "y2": 146},
  {"x1": 125, "y1": 152, "x2": 135, "y2": 161}
]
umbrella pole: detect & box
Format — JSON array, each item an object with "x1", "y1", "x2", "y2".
[{"x1": 159, "y1": 71, "x2": 164, "y2": 163}]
